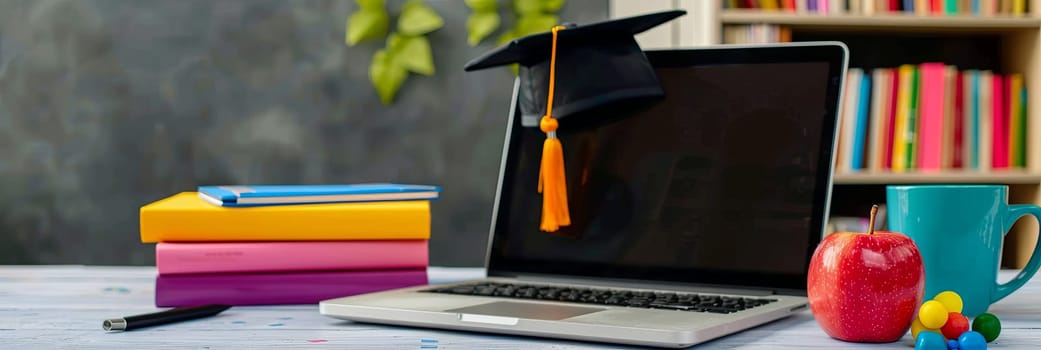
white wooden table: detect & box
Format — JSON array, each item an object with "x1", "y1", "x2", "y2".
[{"x1": 2, "y1": 266, "x2": 1039, "y2": 349}]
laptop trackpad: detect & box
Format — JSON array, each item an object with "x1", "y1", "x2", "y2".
[{"x1": 448, "y1": 301, "x2": 605, "y2": 321}]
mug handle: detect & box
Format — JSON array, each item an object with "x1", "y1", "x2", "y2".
[{"x1": 993, "y1": 204, "x2": 1041, "y2": 302}]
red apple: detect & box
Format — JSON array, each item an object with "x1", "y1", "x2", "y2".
[{"x1": 807, "y1": 205, "x2": 925, "y2": 343}]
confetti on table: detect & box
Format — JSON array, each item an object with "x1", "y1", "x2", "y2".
[{"x1": 102, "y1": 287, "x2": 130, "y2": 294}]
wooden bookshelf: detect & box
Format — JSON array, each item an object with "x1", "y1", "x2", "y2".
[
  {"x1": 720, "y1": 10, "x2": 1041, "y2": 32},
  {"x1": 834, "y1": 170, "x2": 1041, "y2": 184},
  {"x1": 713, "y1": 1, "x2": 1041, "y2": 269}
]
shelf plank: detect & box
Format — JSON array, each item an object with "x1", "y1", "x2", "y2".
[
  {"x1": 720, "y1": 10, "x2": 1041, "y2": 31},
  {"x1": 833, "y1": 170, "x2": 1041, "y2": 184}
]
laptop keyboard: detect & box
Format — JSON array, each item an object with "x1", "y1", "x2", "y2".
[{"x1": 424, "y1": 282, "x2": 777, "y2": 314}]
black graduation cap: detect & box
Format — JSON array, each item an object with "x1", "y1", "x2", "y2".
[
  {"x1": 464, "y1": 10, "x2": 686, "y2": 126},
  {"x1": 463, "y1": 10, "x2": 686, "y2": 233}
]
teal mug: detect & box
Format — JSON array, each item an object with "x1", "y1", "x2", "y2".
[{"x1": 886, "y1": 185, "x2": 1041, "y2": 317}]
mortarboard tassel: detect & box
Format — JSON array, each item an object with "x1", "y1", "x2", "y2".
[{"x1": 537, "y1": 25, "x2": 570, "y2": 232}]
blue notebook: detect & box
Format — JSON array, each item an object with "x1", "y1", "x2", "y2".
[{"x1": 197, "y1": 184, "x2": 441, "y2": 207}]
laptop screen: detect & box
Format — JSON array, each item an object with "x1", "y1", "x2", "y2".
[{"x1": 487, "y1": 43, "x2": 847, "y2": 292}]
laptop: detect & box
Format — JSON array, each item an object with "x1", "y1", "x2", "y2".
[{"x1": 321, "y1": 42, "x2": 849, "y2": 348}]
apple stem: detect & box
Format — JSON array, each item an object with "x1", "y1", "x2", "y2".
[{"x1": 867, "y1": 205, "x2": 878, "y2": 236}]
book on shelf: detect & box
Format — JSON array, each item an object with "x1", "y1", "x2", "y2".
[
  {"x1": 139, "y1": 192, "x2": 431, "y2": 242},
  {"x1": 197, "y1": 183, "x2": 441, "y2": 207},
  {"x1": 155, "y1": 240, "x2": 430, "y2": 275},
  {"x1": 723, "y1": 0, "x2": 1028, "y2": 16},
  {"x1": 833, "y1": 64, "x2": 1027, "y2": 174},
  {"x1": 154, "y1": 269, "x2": 428, "y2": 307},
  {"x1": 723, "y1": 24, "x2": 792, "y2": 44}
]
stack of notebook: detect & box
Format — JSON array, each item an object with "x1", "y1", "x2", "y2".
[{"x1": 139, "y1": 184, "x2": 439, "y2": 307}]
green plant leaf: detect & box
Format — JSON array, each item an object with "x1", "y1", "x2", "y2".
[
  {"x1": 369, "y1": 50, "x2": 408, "y2": 105},
  {"x1": 467, "y1": 12, "x2": 500, "y2": 46},
  {"x1": 345, "y1": 8, "x2": 389, "y2": 46},
  {"x1": 540, "y1": 0, "x2": 565, "y2": 12},
  {"x1": 386, "y1": 32, "x2": 404, "y2": 50},
  {"x1": 516, "y1": 14, "x2": 559, "y2": 36},
  {"x1": 391, "y1": 35, "x2": 435, "y2": 75},
  {"x1": 356, "y1": 0, "x2": 384, "y2": 11},
  {"x1": 398, "y1": 0, "x2": 444, "y2": 36},
  {"x1": 465, "y1": 0, "x2": 497, "y2": 12},
  {"x1": 514, "y1": 0, "x2": 543, "y2": 14}
]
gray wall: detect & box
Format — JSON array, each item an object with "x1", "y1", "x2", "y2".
[{"x1": 0, "y1": 0, "x2": 608, "y2": 266}]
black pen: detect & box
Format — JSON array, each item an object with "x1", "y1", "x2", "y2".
[{"x1": 103, "y1": 305, "x2": 231, "y2": 331}]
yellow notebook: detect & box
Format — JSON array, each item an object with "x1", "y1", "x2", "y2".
[
  {"x1": 892, "y1": 65, "x2": 914, "y2": 172},
  {"x1": 1009, "y1": 74, "x2": 1023, "y2": 168},
  {"x1": 140, "y1": 192, "x2": 430, "y2": 242}
]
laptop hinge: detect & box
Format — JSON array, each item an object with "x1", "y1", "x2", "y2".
[{"x1": 497, "y1": 273, "x2": 778, "y2": 297}]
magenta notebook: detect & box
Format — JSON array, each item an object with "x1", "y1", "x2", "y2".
[
  {"x1": 992, "y1": 75, "x2": 1009, "y2": 169},
  {"x1": 156, "y1": 241, "x2": 428, "y2": 274},
  {"x1": 917, "y1": 63, "x2": 946, "y2": 170},
  {"x1": 155, "y1": 269, "x2": 427, "y2": 307}
]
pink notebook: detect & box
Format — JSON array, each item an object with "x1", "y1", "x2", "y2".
[
  {"x1": 992, "y1": 75, "x2": 1009, "y2": 169},
  {"x1": 156, "y1": 240, "x2": 428, "y2": 274},
  {"x1": 917, "y1": 63, "x2": 946, "y2": 171}
]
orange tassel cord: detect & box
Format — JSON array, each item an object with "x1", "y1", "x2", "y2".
[{"x1": 537, "y1": 25, "x2": 570, "y2": 232}]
